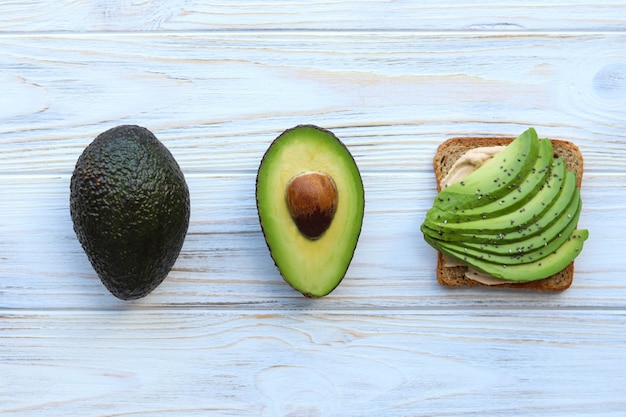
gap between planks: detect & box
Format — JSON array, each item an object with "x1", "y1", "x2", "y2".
[
  {"x1": 3, "y1": 305, "x2": 626, "y2": 314},
  {"x1": 1, "y1": 29, "x2": 626, "y2": 38}
]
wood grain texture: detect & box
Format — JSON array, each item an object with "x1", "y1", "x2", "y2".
[
  {"x1": 0, "y1": 32, "x2": 624, "y2": 309},
  {"x1": 1, "y1": 32, "x2": 626, "y2": 174},
  {"x1": 0, "y1": 170, "x2": 620, "y2": 310},
  {"x1": 1, "y1": 1, "x2": 626, "y2": 32},
  {"x1": 2, "y1": 2, "x2": 626, "y2": 415},
  {"x1": 2, "y1": 310, "x2": 626, "y2": 416}
]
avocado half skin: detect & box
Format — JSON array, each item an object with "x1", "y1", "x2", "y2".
[
  {"x1": 70, "y1": 125, "x2": 190, "y2": 300},
  {"x1": 256, "y1": 124, "x2": 365, "y2": 297}
]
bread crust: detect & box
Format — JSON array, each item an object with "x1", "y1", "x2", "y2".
[{"x1": 432, "y1": 136, "x2": 584, "y2": 290}]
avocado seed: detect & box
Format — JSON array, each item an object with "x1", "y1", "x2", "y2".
[{"x1": 285, "y1": 171, "x2": 338, "y2": 239}]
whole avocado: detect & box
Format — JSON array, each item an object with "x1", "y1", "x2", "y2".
[{"x1": 70, "y1": 125, "x2": 190, "y2": 300}]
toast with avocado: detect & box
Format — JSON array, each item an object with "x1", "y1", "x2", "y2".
[{"x1": 422, "y1": 128, "x2": 587, "y2": 290}]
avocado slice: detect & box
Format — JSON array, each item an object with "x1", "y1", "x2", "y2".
[
  {"x1": 429, "y1": 229, "x2": 588, "y2": 282},
  {"x1": 432, "y1": 127, "x2": 539, "y2": 212},
  {"x1": 421, "y1": 127, "x2": 588, "y2": 283},
  {"x1": 256, "y1": 125, "x2": 364, "y2": 297},
  {"x1": 70, "y1": 125, "x2": 190, "y2": 300},
  {"x1": 422, "y1": 168, "x2": 578, "y2": 245},
  {"x1": 424, "y1": 156, "x2": 574, "y2": 236},
  {"x1": 425, "y1": 137, "x2": 553, "y2": 225},
  {"x1": 426, "y1": 196, "x2": 581, "y2": 264}
]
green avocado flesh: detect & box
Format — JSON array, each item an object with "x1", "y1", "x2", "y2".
[
  {"x1": 70, "y1": 125, "x2": 190, "y2": 300},
  {"x1": 421, "y1": 128, "x2": 588, "y2": 283},
  {"x1": 256, "y1": 125, "x2": 364, "y2": 297},
  {"x1": 425, "y1": 137, "x2": 553, "y2": 224},
  {"x1": 432, "y1": 127, "x2": 538, "y2": 213}
]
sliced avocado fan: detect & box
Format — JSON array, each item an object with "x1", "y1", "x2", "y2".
[{"x1": 421, "y1": 128, "x2": 588, "y2": 282}]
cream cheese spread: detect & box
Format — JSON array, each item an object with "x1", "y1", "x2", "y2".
[
  {"x1": 440, "y1": 145, "x2": 509, "y2": 285},
  {"x1": 441, "y1": 146, "x2": 506, "y2": 189}
]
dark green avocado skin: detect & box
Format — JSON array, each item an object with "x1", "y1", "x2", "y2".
[{"x1": 70, "y1": 125, "x2": 190, "y2": 300}]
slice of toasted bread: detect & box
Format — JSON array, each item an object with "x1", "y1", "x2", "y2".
[{"x1": 432, "y1": 136, "x2": 584, "y2": 290}]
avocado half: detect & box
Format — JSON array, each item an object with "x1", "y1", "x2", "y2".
[{"x1": 256, "y1": 125, "x2": 365, "y2": 297}]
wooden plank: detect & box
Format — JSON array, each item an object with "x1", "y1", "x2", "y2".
[
  {"x1": 0, "y1": 171, "x2": 617, "y2": 309},
  {"x1": 1, "y1": 310, "x2": 626, "y2": 416},
  {"x1": 1, "y1": 3, "x2": 625, "y2": 416},
  {"x1": 1, "y1": 32, "x2": 625, "y2": 174},
  {"x1": 1, "y1": 1, "x2": 626, "y2": 32},
  {"x1": 1, "y1": 32, "x2": 624, "y2": 309}
]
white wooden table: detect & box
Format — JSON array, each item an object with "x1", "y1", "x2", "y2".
[{"x1": 2, "y1": 2, "x2": 626, "y2": 415}]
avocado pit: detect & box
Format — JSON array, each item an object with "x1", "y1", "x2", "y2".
[{"x1": 285, "y1": 171, "x2": 338, "y2": 239}]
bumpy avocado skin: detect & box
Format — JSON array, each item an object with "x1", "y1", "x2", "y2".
[{"x1": 70, "y1": 125, "x2": 190, "y2": 300}]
